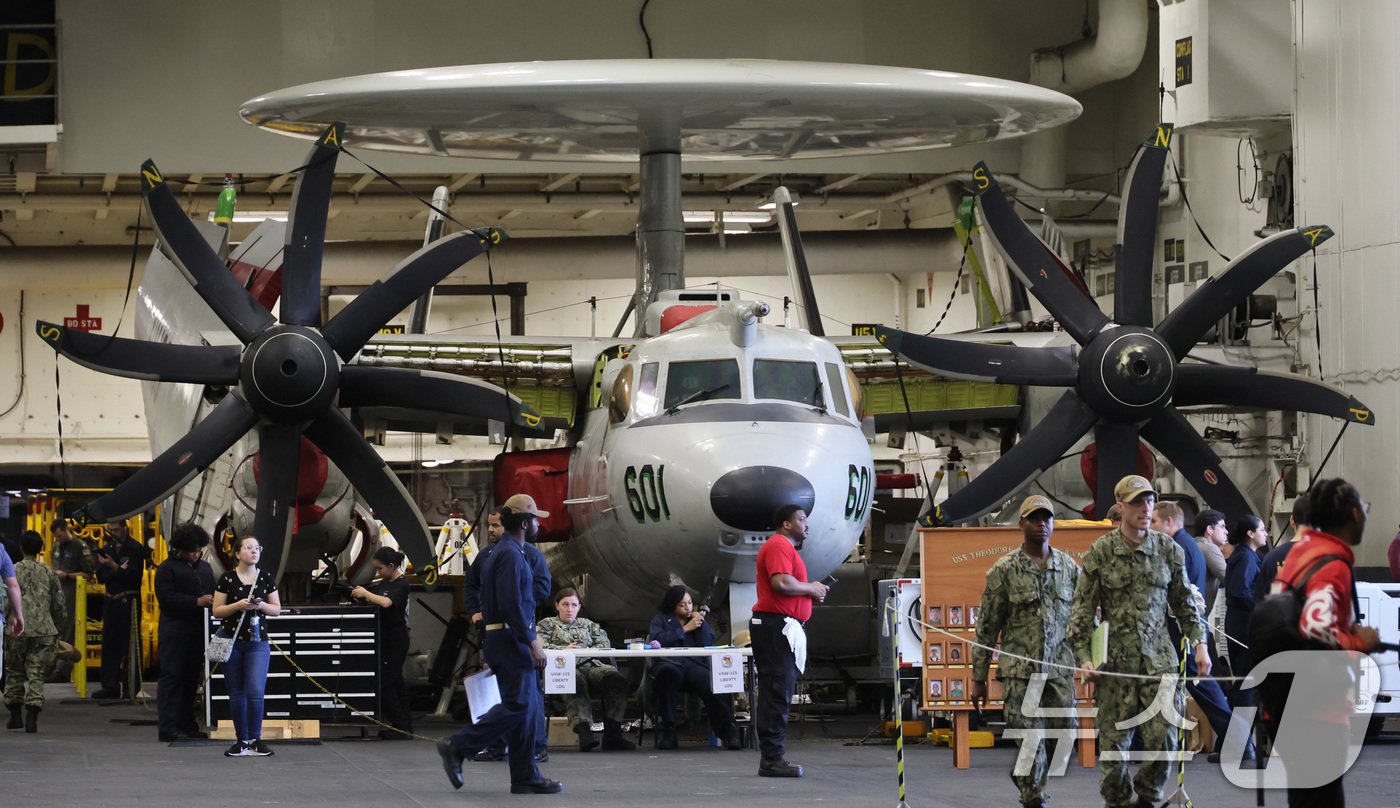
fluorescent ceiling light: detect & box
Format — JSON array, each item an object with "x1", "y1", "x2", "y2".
[
  {"x1": 682, "y1": 210, "x2": 772, "y2": 224},
  {"x1": 208, "y1": 211, "x2": 288, "y2": 223}
]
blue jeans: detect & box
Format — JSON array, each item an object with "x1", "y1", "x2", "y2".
[{"x1": 225, "y1": 640, "x2": 270, "y2": 741}]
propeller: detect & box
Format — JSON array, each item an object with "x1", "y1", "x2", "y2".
[
  {"x1": 40, "y1": 123, "x2": 538, "y2": 586},
  {"x1": 876, "y1": 124, "x2": 1372, "y2": 526}
]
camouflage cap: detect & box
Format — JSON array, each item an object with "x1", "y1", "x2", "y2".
[
  {"x1": 1018, "y1": 495, "x2": 1055, "y2": 518},
  {"x1": 1113, "y1": 474, "x2": 1157, "y2": 503}
]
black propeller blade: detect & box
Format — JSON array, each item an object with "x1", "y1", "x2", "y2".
[
  {"x1": 1114, "y1": 124, "x2": 1174, "y2": 327},
  {"x1": 1092, "y1": 422, "x2": 1143, "y2": 518},
  {"x1": 1156, "y1": 226, "x2": 1335, "y2": 359},
  {"x1": 972, "y1": 161, "x2": 1109, "y2": 346},
  {"x1": 45, "y1": 131, "x2": 521, "y2": 586},
  {"x1": 252, "y1": 422, "x2": 303, "y2": 581},
  {"x1": 1140, "y1": 407, "x2": 1253, "y2": 522},
  {"x1": 140, "y1": 160, "x2": 275, "y2": 343},
  {"x1": 321, "y1": 229, "x2": 506, "y2": 362},
  {"x1": 1174, "y1": 365, "x2": 1375, "y2": 425},
  {"x1": 875, "y1": 326, "x2": 1079, "y2": 386},
  {"x1": 35, "y1": 321, "x2": 240, "y2": 385},
  {"x1": 339, "y1": 366, "x2": 545, "y2": 432},
  {"x1": 280, "y1": 123, "x2": 343, "y2": 327},
  {"x1": 928, "y1": 392, "x2": 1098, "y2": 525},
  {"x1": 304, "y1": 408, "x2": 438, "y2": 587},
  {"x1": 85, "y1": 394, "x2": 259, "y2": 521},
  {"x1": 876, "y1": 125, "x2": 1371, "y2": 527}
]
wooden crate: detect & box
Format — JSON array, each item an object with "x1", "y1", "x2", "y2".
[{"x1": 210, "y1": 719, "x2": 321, "y2": 740}]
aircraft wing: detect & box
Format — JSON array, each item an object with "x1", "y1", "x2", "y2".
[
  {"x1": 827, "y1": 332, "x2": 1068, "y2": 432},
  {"x1": 355, "y1": 333, "x2": 631, "y2": 435}
]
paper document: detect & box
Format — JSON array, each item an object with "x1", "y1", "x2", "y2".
[
  {"x1": 1091, "y1": 622, "x2": 1109, "y2": 668},
  {"x1": 465, "y1": 669, "x2": 501, "y2": 724}
]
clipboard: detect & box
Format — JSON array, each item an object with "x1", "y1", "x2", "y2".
[
  {"x1": 465, "y1": 668, "x2": 501, "y2": 724},
  {"x1": 1091, "y1": 621, "x2": 1109, "y2": 668}
]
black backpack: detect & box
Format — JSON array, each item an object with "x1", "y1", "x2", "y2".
[{"x1": 1248, "y1": 553, "x2": 1356, "y2": 663}]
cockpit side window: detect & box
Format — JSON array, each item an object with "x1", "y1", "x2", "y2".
[
  {"x1": 635, "y1": 362, "x2": 659, "y2": 418},
  {"x1": 663, "y1": 359, "x2": 741, "y2": 411},
  {"x1": 824, "y1": 362, "x2": 850, "y2": 417},
  {"x1": 753, "y1": 359, "x2": 819, "y2": 407}
]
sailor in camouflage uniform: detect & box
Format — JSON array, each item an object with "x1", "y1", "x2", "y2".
[
  {"x1": 5, "y1": 531, "x2": 66, "y2": 733},
  {"x1": 535, "y1": 587, "x2": 635, "y2": 752},
  {"x1": 1068, "y1": 476, "x2": 1209, "y2": 808},
  {"x1": 971, "y1": 495, "x2": 1081, "y2": 808}
]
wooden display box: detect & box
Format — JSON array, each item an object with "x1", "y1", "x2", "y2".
[
  {"x1": 919, "y1": 523, "x2": 1108, "y2": 769},
  {"x1": 211, "y1": 719, "x2": 320, "y2": 740},
  {"x1": 546, "y1": 716, "x2": 574, "y2": 747}
]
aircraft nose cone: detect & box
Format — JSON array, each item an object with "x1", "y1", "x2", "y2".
[{"x1": 710, "y1": 466, "x2": 816, "y2": 532}]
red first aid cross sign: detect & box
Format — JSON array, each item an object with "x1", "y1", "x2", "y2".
[{"x1": 63, "y1": 304, "x2": 102, "y2": 332}]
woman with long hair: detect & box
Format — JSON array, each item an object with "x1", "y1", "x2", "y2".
[
  {"x1": 1224, "y1": 513, "x2": 1268, "y2": 702},
  {"x1": 212, "y1": 536, "x2": 281, "y2": 757},
  {"x1": 646, "y1": 584, "x2": 740, "y2": 750},
  {"x1": 351, "y1": 545, "x2": 413, "y2": 738}
]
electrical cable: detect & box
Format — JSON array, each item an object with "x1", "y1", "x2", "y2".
[
  {"x1": 1033, "y1": 480, "x2": 1080, "y2": 515},
  {"x1": 1237, "y1": 138, "x2": 1260, "y2": 205},
  {"x1": 892, "y1": 356, "x2": 940, "y2": 518},
  {"x1": 337, "y1": 144, "x2": 515, "y2": 450},
  {"x1": 639, "y1": 0, "x2": 655, "y2": 57},
  {"x1": 1169, "y1": 151, "x2": 1232, "y2": 262},
  {"x1": 430, "y1": 292, "x2": 635, "y2": 336},
  {"x1": 1309, "y1": 421, "x2": 1349, "y2": 486},
  {"x1": 1311, "y1": 249, "x2": 1324, "y2": 381},
  {"x1": 0, "y1": 290, "x2": 26, "y2": 418},
  {"x1": 925, "y1": 227, "x2": 973, "y2": 335}
]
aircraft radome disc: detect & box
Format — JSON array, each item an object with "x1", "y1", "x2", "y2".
[{"x1": 240, "y1": 59, "x2": 1080, "y2": 163}]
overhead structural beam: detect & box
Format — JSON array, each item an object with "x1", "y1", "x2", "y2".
[
  {"x1": 349, "y1": 173, "x2": 377, "y2": 193},
  {"x1": 267, "y1": 173, "x2": 295, "y2": 194},
  {"x1": 327, "y1": 282, "x2": 529, "y2": 335},
  {"x1": 446, "y1": 173, "x2": 480, "y2": 192},
  {"x1": 722, "y1": 173, "x2": 768, "y2": 191},
  {"x1": 540, "y1": 173, "x2": 580, "y2": 192},
  {"x1": 817, "y1": 174, "x2": 865, "y2": 193}
]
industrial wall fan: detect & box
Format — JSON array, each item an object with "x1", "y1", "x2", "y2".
[
  {"x1": 877, "y1": 124, "x2": 1371, "y2": 525},
  {"x1": 37, "y1": 124, "x2": 540, "y2": 583}
]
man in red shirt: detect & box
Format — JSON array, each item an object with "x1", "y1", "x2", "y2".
[{"x1": 750, "y1": 504, "x2": 829, "y2": 778}]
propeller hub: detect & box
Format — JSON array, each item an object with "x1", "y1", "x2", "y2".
[
  {"x1": 240, "y1": 326, "x2": 340, "y2": 422},
  {"x1": 1078, "y1": 327, "x2": 1176, "y2": 422}
]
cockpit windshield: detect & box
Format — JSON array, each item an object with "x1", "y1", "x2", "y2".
[
  {"x1": 663, "y1": 359, "x2": 741, "y2": 411},
  {"x1": 753, "y1": 359, "x2": 821, "y2": 407}
]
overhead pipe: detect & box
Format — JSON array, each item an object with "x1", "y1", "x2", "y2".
[{"x1": 1021, "y1": 0, "x2": 1150, "y2": 192}]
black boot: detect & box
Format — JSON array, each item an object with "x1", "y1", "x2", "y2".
[
  {"x1": 24, "y1": 705, "x2": 39, "y2": 733},
  {"x1": 6, "y1": 703, "x2": 21, "y2": 730},
  {"x1": 658, "y1": 724, "x2": 678, "y2": 750},
  {"x1": 602, "y1": 720, "x2": 635, "y2": 751},
  {"x1": 576, "y1": 723, "x2": 600, "y2": 752}
]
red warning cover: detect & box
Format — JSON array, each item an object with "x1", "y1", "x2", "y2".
[
  {"x1": 659, "y1": 304, "x2": 716, "y2": 333},
  {"x1": 493, "y1": 447, "x2": 574, "y2": 542}
]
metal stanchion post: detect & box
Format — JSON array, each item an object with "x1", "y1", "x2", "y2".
[
  {"x1": 1162, "y1": 634, "x2": 1194, "y2": 807},
  {"x1": 887, "y1": 596, "x2": 911, "y2": 808}
]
